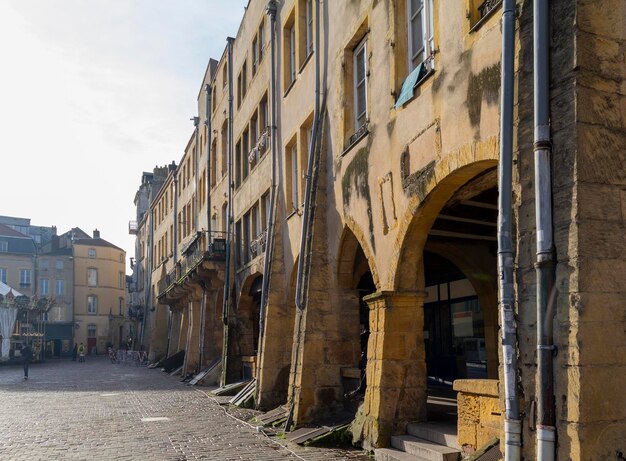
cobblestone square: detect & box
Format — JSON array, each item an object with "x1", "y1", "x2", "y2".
[{"x1": 0, "y1": 358, "x2": 370, "y2": 461}]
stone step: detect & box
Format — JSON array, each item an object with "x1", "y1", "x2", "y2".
[
  {"x1": 375, "y1": 447, "x2": 423, "y2": 461},
  {"x1": 407, "y1": 421, "x2": 461, "y2": 450},
  {"x1": 391, "y1": 435, "x2": 460, "y2": 461}
]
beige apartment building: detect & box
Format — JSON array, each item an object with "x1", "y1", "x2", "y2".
[
  {"x1": 131, "y1": 1, "x2": 626, "y2": 459},
  {"x1": 73, "y1": 230, "x2": 126, "y2": 354}
]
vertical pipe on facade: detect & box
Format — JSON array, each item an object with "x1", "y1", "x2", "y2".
[
  {"x1": 222, "y1": 38, "x2": 234, "y2": 325},
  {"x1": 498, "y1": 1, "x2": 521, "y2": 459},
  {"x1": 142, "y1": 206, "x2": 154, "y2": 348},
  {"x1": 295, "y1": 0, "x2": 321, "y2": 312},
  {"x1": 205, "y1": 84, "x2": 213, "y2": 236},
  {"x1": 533, "y1": 0, "x2": 556, "y2": 459},
  {"x1": 193, "y1": 116, "x2": 200, "y2": 234},
  {"x1": 259, "y1": 0, "x2": 279, "y2": 339}
]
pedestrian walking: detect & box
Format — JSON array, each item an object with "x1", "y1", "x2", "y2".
[
  {"x1": 77, "y1": 342, "x2": 85, "y2": 362},
  {"x1": 21, "y1": 343, "x2": 33, "y2": 380},
  {"x1": 72, "y1": 343, "x2": 78, "y2": 361}
]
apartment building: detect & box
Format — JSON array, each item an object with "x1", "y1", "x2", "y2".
[
  {"x1": 72, "y1": 229, "x2": 127, "y2": 354},
  {"x1": 131, "y1": 1, "x2": 626, "y2": 459}
]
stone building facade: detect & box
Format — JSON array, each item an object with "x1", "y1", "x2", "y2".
[{"x1": 131, "y1": 1, "x2": 626, "y2": 459}]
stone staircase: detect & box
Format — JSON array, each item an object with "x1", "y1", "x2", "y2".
[{"x1": 375, "y1": 421, "x2": 461, "y2": 461}]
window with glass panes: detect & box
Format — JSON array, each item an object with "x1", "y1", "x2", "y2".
[
  {"x1": 407, "y1": 0, "x2": 434, "y2": 71},
  {"x1": 353, "y1": 38, "x2": 368, "y2": 130}
]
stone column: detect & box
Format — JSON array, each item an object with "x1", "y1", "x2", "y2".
[
  {"x1": 359, "y1": 291, "x2": 427, "y2": 449},
  {"x1": 184, "y1": 298, "x2": 202, "y2": 375}
]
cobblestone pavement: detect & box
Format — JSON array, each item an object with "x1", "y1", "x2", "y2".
[{"x1": 0, "y1": 357, "x2": 372, "y2": 461}]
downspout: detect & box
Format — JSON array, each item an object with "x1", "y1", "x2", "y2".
[
  {"x1": 295, "y1": 0, "x2": 321, "y2": 311},
  {"x1": 169, "y1": 174, "x2": 179, "y2": 356},
  {"x1": 285, "y1": 0, "x2": 322, "y2": 432},
  {"x1": 200, "y1": 83, "x2": 212, "y2": 370},
  {"x1": 143, "y1": 206, "x2": 154, "y2": 349},
  {"x1": 221, "y1": 37, "x2": 235, "y2": 383},
  {"x1": 259, "y1": 0, "x2": 278, "y2": 344},
  {"x1": 533, "y1": 0, "x2": 556, "y2": 459},
  {"x1": 192, "y1": 116, "x2": 200, "y2": 233},
  {"x1": 498, "y1": 1, "x2": 521, "y2": 459},
  {"x1": 205, "y1": 84, "x2": 213, "y2": 235}
]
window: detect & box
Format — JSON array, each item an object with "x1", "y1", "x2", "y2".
[
  {"x1": 119, "y1": 297, "x2": 123, "y2": 316},
  {"x1": 288, "y1": 142, "x2": 299, "y2": 212},
  {"x1": 39, "y1": 278, "x2": 49, "y2": 295},
  {"x1": 119, "y1": 272, "x2": 125, "y2": 289},
  {"x1": 258, "y1": 20, "x2": 265, "y2": 62},
  {"x1": 56, "y1": 279, "x2": 64, "y2": 296},
  {"x1": 222, "y1": 62, "x2": 228, "y2": 88},
  {"x1": 56, "y1": 260, "x2": 63, "y2": 270},
  {"x1": 0, "y1": 268, "x2": 6, "y2": 284},
  {"x1": 289, "y1": 26, "x2": 296, "y2": 83},
  {"x1": 283, "y1": 11, "x2": 297, "y2": 90},
  {"x1": 305, "y1": 0, "x2": 314, "y2": 56},
  {"x1": 252, "y1": 36, "x2": 258, "y2": 76},
  {"x1": 221, "y1": 121, "x2": 228, "y2": 177},
  {"x1": 469, "y1": 0, "x2": 502, "y2": 29},
  {"x1": 353, "y1": 38, "x2": 368, "y2": 130},
  {"x1": 408, "y1": 0, "x2": 434, "y2": 71},
  {"x1": 243, "y1": 212, "x2": 251, "y2": 265},
  {"x1": 52, "y1": 305, "x2": 64, "y2": 322},
  {"x1": 88, "y1": 248, "x2": 96, "y2": 258},
  {"x1": 87, "y1": 268, "x2": 98, "y2": 287},
  {"x1": 87, "y1": 296, "x2": 97, "y2": 314},
  {"x1": 87, "y1": 323, "x2": 97, "y2": 337},
  {"x1": 0, "y1": 241, "x2": 7, "y2": 252},
  {"x1": 20, "y1": 269, "x2": 31, "y2": 287}
]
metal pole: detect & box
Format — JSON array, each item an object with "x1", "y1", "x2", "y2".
[
  {"x1": 498, "y1": 1, "x2": 521, "y2": 459},
  {"x1": 294, "y1": 0, "x2": 321, "y2": 311},
  {"x1": 533, "y1": 0, "x2": 556, "y2": 459},
  {"x1": 205, "y1": 84, "x2": 213, "y2": 236},
  {"x1": 259, "y1": 0, "x2": 278, "y2": 344},
  {"x1": 220, "y1": 37, "x2": 235, "y2": 386}
]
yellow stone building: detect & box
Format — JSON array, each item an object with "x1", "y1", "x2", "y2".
[
  {"x1": 130, "y1": 1, "x2": 626, "y2": 459},
  {"x1": 73, "y1": 230, "x2": 127, "y2": 354}
]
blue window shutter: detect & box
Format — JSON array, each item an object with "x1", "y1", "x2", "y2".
[{"x1": 395, "y1": 63, "x2": 424, "y2": 109}]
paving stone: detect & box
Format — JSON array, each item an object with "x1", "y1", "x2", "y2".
[{"x1": 0, "y1": 357, "x2": 371, "y2": 460}]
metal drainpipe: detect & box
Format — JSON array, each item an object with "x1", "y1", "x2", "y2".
[
  {"x1": 284, "y1": 0, "x2": 322, "y2": 432},
  {"x1": 142, "y1": 204, "x2": 154, "y2": 349},
  {"x1": 258, "y1": 0, "x2": 278, "y2": 346},
  {"x1": 498, "y1": 1, "x2": 522, "y2": 459},
  {"x1": 533, "y1": 0, "x2": 556, "y2": 459},
  {"x1": 221, "y1": 37, "x2": 235, "y2": 385},
  {"x1": 205, "y1": 84, "x2": 213, "y2": 236},
  {"x1": 294, "y1": 0, "x2": 321, "y2": 312},
  {"x1": 192, "y1": 116, "x2": 200, "y2": 233}
]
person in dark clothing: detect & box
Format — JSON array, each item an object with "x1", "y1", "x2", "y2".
[
  {"x1": 21, "y1": 344, "x2": 33, "y2": 380},
  {"x1": 72, "y1": 343, "x2": 78, "y2": 361}
]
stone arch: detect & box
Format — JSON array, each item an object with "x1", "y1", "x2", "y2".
[
  {"x1": 233, "y1": 272, "x2": 263, "y2": 379},
  {"x1": 339, "y1": 217, "x2": 380, "y2": 290},
  {"x1": 392, "y1": 158, "x2": 498, "y2": 292}
]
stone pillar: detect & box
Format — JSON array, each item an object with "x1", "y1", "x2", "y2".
[
  {"x1": 184, "y1": 298, "x2": 201, "y2": 375},
  {"x1": 360, "y1": 291, "x2": 427, "y2": 449},
  {"x1": 147, "y1": 302, "x2": 168, "y2": 361},
  {"x1": 168, "y1": 308, "x2": 182, "y2": 356}
]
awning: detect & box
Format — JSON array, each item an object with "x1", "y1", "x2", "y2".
[{"x1": 44, "y1": 323, "x2": 74, "y2": 340}]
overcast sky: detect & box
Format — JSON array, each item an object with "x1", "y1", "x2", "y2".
[{"x1": 0, "y1": 0, "x2": 248, "y2": 272}]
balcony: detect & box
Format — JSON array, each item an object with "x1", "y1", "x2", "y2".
[
  {"x1": 128, "y1": 220, "x2": 138, "y2": 235},
  {"x1": 157, "y1": 230, "x2": 227, "y2": 299},
  {"x1": 250, "y1": 230, "x2": 267, "y2": 259},
  {"x1": 478, "y1": 0, "x2": 501, "y2": 20}
]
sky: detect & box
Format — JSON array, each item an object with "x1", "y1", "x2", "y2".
[{"x1": 0, "y1": 0, "x2": 248, "y2": 273}]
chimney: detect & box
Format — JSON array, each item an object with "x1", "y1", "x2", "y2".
[{"x1": 93, "y1": 229, "x2": 100, "y2": 239}]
